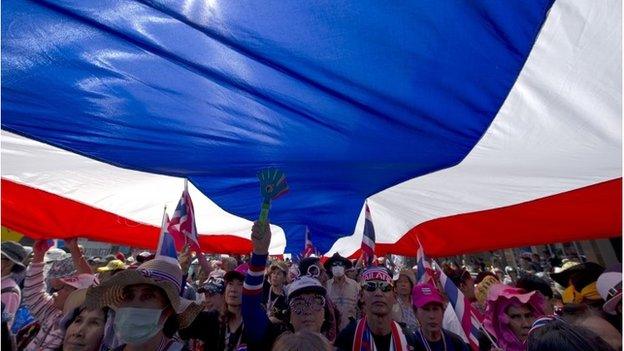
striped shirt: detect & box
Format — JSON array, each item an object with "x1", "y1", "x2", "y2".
[{"x1": 22, "y1": 262, "x2": 64, "y2": 351}]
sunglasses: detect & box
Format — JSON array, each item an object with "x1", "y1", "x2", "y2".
[
  {"x1": 289, "y1": 295, "x2": 325, "y2": 315},
  {"x1": 362, "y1": 281, "x2": 393, "y2": 293}
]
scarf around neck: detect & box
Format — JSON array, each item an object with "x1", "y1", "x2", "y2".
[{"x1": 352, "y1": 317, "x2": 409, "y2": 351}]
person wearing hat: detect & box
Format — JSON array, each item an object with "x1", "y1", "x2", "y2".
[
  {"x1": 1, "y1": 241, "x2": 27, "y2": 329},
  {"x1": 391, "y1": 269, "x2": 418, "y2": 335},
  {"x1": 46, "y1": 239, "x2": 93, "y2": 295},
  {"x1": 324, "y1": 253, "x2": 360, "y2": 331},
  {"x1": 293, "y1": 255, "x2": 340, "y2": 341},
  {"x1": 550, "y1": 261, "x2": 605, "y2": 307},
  {"x1": 482, "y1": 284, "x2": 546, "y2": 351},
  {"x1": 179, "y1": 263, "x2": 249, "y2": 351},
  {"x1": 197, "y1": 276, "x2": 225, "y2": 313},
  {"x1": 59, "y1": 288, "x2": 109, "y2": 351},
  {"x1": 596, "y1": 266, "x2": 621, "y2": 317},
  {"x1": 242, "y1": 221, "x2": 334, "y2": 350},
  {"x1": 22, "y1": 240, "x2": 99, "y2": 351},
  {"x1": 411, "y1": 283, "x2": 470, "y2": 351},
  {"x1": 135, "y1": 251, "x2": 155, "y2": 265},
  {"x1": 335, "y1": 266, "x2": 417, "y2": 351},
  {"x1": 263, "y1": 260, "x2": 288, "y2": 322},
  {"x1": 96, "y1": 259, "x2": 128, "y2": 282},
  {"x1": 85, "y1": 257, "x2": 201, "y2": 351}
]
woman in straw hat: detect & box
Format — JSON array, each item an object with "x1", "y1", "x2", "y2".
[
  {"x1": 85, "y1": 257, "x2": 202, "y2": 351},
  {"x1": 1, "y1": 240, "x2": 27, "y2": 329}
]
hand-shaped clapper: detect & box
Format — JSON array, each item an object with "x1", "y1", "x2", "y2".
[{"x1": 257, "y1": 168, "x2": 289, "y2": 225}]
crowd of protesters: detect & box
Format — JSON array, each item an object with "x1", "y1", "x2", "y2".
[{"x1": 0, "y1": 223, "x2": 621, "y2": 351}]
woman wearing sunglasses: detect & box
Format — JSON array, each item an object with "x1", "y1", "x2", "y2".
[
  {"x1": 335, "y1": 266, "x2": 417, "y2": 351},
  {"x1": 242, "y1": 221, "x2": 331, "y2": 351}
]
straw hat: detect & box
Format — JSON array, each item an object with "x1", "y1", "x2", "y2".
[
  {"x1": 0, "y1": 241, "x2": 27, "y2": 272},
  {"x1": 323, "y1": 253, "x2": 352, "y2": 270},
  {"x1": 85, "y1": 258, "x2": 202, "y2": 328},
  {"x1": 550, "y1": 262, "x2": 604, "y2": 289}
]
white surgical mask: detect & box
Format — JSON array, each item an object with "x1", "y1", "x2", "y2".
[
  {"x1": 332, "y1": 266, "x2": 345, "y2": 277},
  {"x1": 113, "y1": 307, "x2": 165, "y2": 344}
]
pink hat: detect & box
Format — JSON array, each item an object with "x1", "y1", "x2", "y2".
[
  {"x1": 224, "y1": 263, "x2": 248, "y2": 282},
  {"x1": 59, "y1": 273, "x2": 99, "y2": 289},
  {"x1": 412, "y1": 283, "x2": 445, "y2": 308}
]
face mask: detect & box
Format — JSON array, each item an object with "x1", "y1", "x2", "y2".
[
  {"x1": 332, "y1": 266, "x2": 345, "y2": 277},
  {"x1": 114, "y1": 307, "x2": 165, "y2": 344}
]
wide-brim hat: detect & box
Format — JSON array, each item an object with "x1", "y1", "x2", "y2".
[
  {"x1": 0, "y1": 241, "x2": 27, "y2": 271},
  {"x1": 323, "y1": 253, "x2": 352, "y2": 270},
  {"x1": 85, "y1": 258, "x2": 202, "y2": 328},
  {"x1": 550, "y1": 262, "x2": 604, "y2": 289}
]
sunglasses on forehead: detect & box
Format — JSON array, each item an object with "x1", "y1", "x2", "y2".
[{"x1": 362, "y1": 281, "x2": 393, "y2": 292}]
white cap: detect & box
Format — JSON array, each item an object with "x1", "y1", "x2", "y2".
[
  {"x1": 286, "y1": 275, "x2": 326, "y2": 300},
  {"x1": 597, "y1": 271, "x2": 622, "y2": 315},
  {"x1": 45, "y1": 248, "x2": 69, "y2": 262}
]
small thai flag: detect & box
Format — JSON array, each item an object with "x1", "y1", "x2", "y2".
[
  {"x1": 156, "y1": 209, "x2": 179, "y2": 265},
  {"x1": 415, "y1": 239, "x2": 435, "y2": 284},
  {"x1": 302, "y1": 226, "x2": 318, "y2": 258},
  {"x1": 361, "y1": 202, "x2": 376, "y2": 266},
  {"x1": 168, "y1": 180, "x2": 200, "y2": 250},
  {"x1": 436, "y1": 261, "x2": 481, "y2": 351}
]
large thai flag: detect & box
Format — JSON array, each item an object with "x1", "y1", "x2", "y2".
[
  {"x1": 437, "y1": 263, "x2": 482, "y2": 351},
  {"x1": 1, "y1": 0, "x2": 620, "y2": 257}
]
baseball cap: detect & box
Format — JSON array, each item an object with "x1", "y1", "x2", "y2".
[
  {"x1": 224, "y1": 263, "x2": 248, "y2": 283},
  {"x1": 597, "y1": 267, "x2": 622, "y2": 315},
  {"x1": 286, "y1": 276, "x2": 326, "y2": 300},
  {"x1": 412, "y1": 283, "x2": 445, "y2": 308}
]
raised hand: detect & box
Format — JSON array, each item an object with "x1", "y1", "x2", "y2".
[
  {"x1": 179, "y1": 244, "x2": 192, "y2": 273},
  {"x1": 65, "y1": 238, "x2": 80, "y2": 253},
  {"x1": 32, "y1": 239, "x2": 53, "y2": 263},
  {"x1": 251, "y1": 221, "x2": 271, "y2": 255}
]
